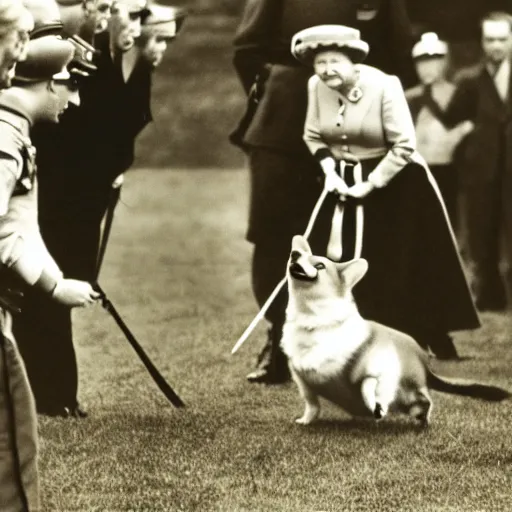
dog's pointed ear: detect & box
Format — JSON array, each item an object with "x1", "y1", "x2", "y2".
[
  {"x1": 336, "y1": 258, "x2": 368, "y2": 288},
  {"x1": 291, "y1": 235, "x2": 312, "y2": 254}
]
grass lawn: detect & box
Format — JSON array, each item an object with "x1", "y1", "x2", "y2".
[{"x1": 39, "y1": 169, "x2": 512, "y2": 511}]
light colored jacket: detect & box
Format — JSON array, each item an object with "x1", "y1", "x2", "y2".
[
  {"x1": 0, "y1": 106, "x2": 62, "y2": 294},
  {"x1": 405, "y1": 81, "x2": 473, "y2": 165},
  {"x1": 304, "y1": 64, "x2": 425, "y2": 187}
]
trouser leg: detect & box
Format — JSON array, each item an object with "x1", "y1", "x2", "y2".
[
  {"x1": 245, "y1": 147, "x2": 322, "y2": 383},
  {"x1": 0, "y1": 325, "x2": 39, "y2": 512},
  {"x1": 247, "y1": 240, "x2": 291, "y2": 383},
  {"x1": 463, "y1": 182, "x2": 506, "y2": 310},
  {"x1": 14, "y1": 294, "x2": 75, "y2": 413}
]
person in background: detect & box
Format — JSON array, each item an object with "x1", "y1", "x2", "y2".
[
  {"x1": 231, "y1": 0, "x2": 417, "y2": 385},
  {"x1": 135, "y1": 2, "x2": 185, "y2": 69},
  {"x1": 424, "y1": 11, "x2": 512, "y2": 312},
  {"x1": 13, "y1": 0, "x2": 186, "y2": 419},
  {"x1": 405, "y1": 32, "x2": 474, "y2": 231},
  {"x1": 57, "y1": 0, "x2": 113, "y2": 41},
  {"x1": 1, "y1": 31, "x2": 100, "y2": 511},
  {"x1": 12, "y1": 0, "x2": 101, "y2": 420},
  {"x1": 294, "y1": 24, "x2": 479, "y2": 360}
]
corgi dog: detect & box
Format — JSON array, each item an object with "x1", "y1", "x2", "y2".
[{"x1": 281, "y1": 235, "x2": 510, "y2": 427}]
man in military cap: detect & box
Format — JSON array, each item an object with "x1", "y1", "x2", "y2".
[
  {"x1": 0, "y1": 31, "x2": 100, "y2": 511},
  {"x1": 232, "y1": 0, "x2": 417, "y2": 384},
  {"x1": 12, "y1": 31, "x2": 100, "y2": 419}
]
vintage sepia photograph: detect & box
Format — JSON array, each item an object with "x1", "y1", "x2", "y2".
[{"x1": 0, "y1": 0, "x2": 511, "y2": 510}]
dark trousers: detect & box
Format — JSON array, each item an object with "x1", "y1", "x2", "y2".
[
  {"x1": 14, "y1": 186, "x2": 115, "y2": 412},
  {"x1": 463, "y1": 177, "x2": 512, "y2": 309},
  {"x1": 0, "y1": 322, "x2": 39, "y2": 511},
  {"x1": 247, "y1": 147, "x2": 323, "y2": 373}
]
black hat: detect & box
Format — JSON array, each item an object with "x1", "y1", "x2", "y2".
[
  {"x1": 14, "y1": 34, "x2": 74, "y2": 83},
  {"x1": 67, "y1": 34, "x2": 97, "y2": 77}
]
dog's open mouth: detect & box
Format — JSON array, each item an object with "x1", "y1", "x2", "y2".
[{"x1": 289, "y1": 262, "x2": 317, "y2": 281}]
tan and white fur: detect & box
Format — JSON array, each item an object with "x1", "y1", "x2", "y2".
[{"x1": 281, "y1": 235, "x2": 510, "y2": 427}]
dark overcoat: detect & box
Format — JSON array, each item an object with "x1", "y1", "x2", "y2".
[
  {"x1": 232, "y1": 0, "x2": 417, "y2": 243},
  {"x1": 440, "y1": 64, "x2": 512, "y2": 188}
]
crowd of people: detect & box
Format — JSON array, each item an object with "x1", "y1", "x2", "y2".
[
  {"x1": 232, "y1": 1, "x2": 512, "y2": 384},
  {"x1": 1, "y1": 0, "x2": 512, "y2": 509},
  {"x1": 0, "y1": 0, "x2": 185, "y2": 508}
]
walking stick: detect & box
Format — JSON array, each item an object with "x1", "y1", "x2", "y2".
[
  {"x1": 231, "y1": 186, "x2": 330, "y2": 355},
  {"x1": 95, "y1": 284, "x2": 185, "y2": 408},
  {"x1": 95, "y1": 183, "x2": 121, "y2": 279},
  {"x1": 94, "y1": 180, "x2": 185, "y2": 408}
]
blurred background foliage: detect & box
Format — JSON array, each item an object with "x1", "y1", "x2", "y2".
[{"x1": 134, "y1": 0, "x2": 510, "y2": 169}]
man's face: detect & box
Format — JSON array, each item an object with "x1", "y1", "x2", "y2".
[
  {"x1": 43, "y1": 77, "x2": 78, "y2": 123},
  {"x1": 141, "y1": 33, "x2": 171, "y2": 67},
  {"x1": 0, "y1": 28, "x2": 30, "y2": 89},
  {"x1": 482, "y1": 20, "x2": 512, "y2": 64},
  {"x1": 111, "y1": 5, "x2": 142, "y2": 52},
  {"x1": 85, "y1": 0, "x2": 113, "y2": 34},
  {"x1": 414, "y1": 56, "x2": 446, "y2": 86}
]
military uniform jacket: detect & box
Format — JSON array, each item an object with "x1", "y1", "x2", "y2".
[
  {"x1": 0, "y1": 103, "x2": 62, "y2": 302},
  {"x1": 233, "y1": 0, "x2": 416, "y2": 154}
]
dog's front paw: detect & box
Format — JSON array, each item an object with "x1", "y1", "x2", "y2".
[
  {"x1": 295, "y1": 407, "x2": 319, "y2": 425},
  {"x1": 295, "y1": 415, "x2": 314, "y2": 425}
]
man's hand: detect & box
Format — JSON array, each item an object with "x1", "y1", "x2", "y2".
[
  {"x1": 346, "y1": 181, "x2": 375, "y2": 199},
  {"x1": 321, "y1": 158, "x2": 348, "y2": 199},
  {"x1": 52, "y1": 279, "x2": 101, "y2": 307}
]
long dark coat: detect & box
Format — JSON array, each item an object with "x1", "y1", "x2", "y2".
[
  {"x1": 232, "y1": 0, "x2": 417, "y2": 243},
  {"x1": 439, "y1": 64, "x2": 512, "y2": 188}
]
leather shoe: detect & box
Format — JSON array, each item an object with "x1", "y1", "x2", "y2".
[
  {"x1": 246, "y1": 367, "x2": 290, "y2": 384},
  {"x1": 69, "y1": 405, "x2": 88, "y2": 418},
  {"x1": 38, "y1": 406, "x2": 71, "y2": 418}
]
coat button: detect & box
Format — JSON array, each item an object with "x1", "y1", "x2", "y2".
[
  {"x1": 342, "y1": 145, "x2": 349, "y2": 151},
  {"x1": 341, "y1": 134, "x2": 348, "y2": 140}
]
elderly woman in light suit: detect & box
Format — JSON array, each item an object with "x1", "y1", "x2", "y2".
[{"x1": 292, "y1": 25, "x2": 480, "y2": 359}]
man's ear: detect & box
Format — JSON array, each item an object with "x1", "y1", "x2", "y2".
[
  {"x1": 291, "y1": 235, "x2": 312, "y2": 254},
  {"x1": 336, "y1": 258, "x2": 368, "y2": 289}
]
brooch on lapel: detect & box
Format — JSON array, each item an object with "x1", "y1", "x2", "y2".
[{"x1": 347, "y1": 86, "x2": 363, "y2": 103}]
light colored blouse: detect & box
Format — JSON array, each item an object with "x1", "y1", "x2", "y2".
[{"x1": 304, "y1": 64, "x2": 420, "y2": 188}]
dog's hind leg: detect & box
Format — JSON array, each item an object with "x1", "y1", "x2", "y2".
[
  {"x1": 362, "y1": 376, "x2": 398, "y2": 420},
  {"x1": 290, "y1": 368, "x2": 320, "y2": 425},
  {"x1": 409, "y1": 387, "x2": 432, "y2": 428}
]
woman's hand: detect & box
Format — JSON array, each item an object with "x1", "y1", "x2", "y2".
[
  {"x1": 321, "y1": 158, "x2": 348, "y2": 199},
  {"x1": 346, "y1": 181, "x2": 375, "y2": 199}
]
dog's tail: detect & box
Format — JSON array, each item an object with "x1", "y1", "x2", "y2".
[{"x1": 427, "y1": 371, "x2": 511, "y2": 402}]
